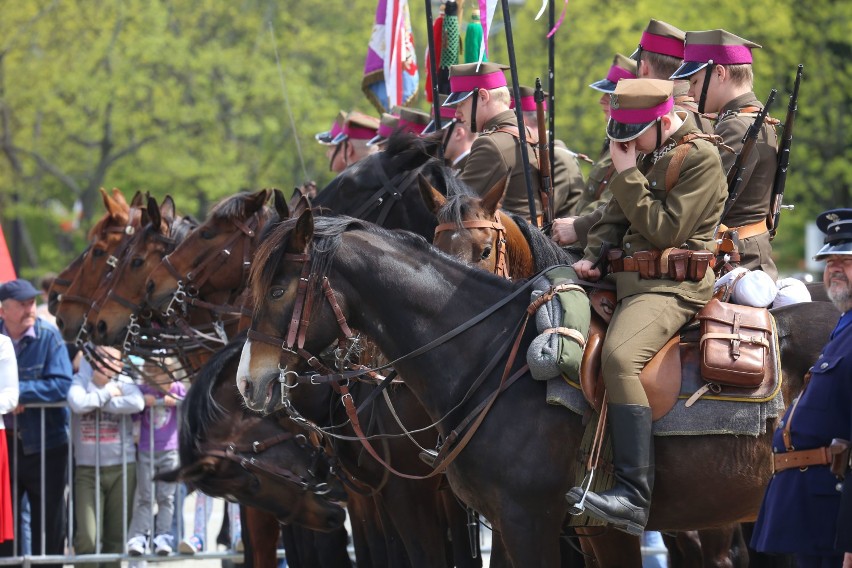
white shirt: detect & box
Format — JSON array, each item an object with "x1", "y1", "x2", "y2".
[{"x1": 0, "y1": 336, "x2": 20, "y2": 428}]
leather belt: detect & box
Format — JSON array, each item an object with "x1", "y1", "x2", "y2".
[
  {"x1": 721, "y1": 218, "x2": 768, "y2": 240},
  {"x1": 773, "y1": 446, "x2": 832, "y2": 473}
]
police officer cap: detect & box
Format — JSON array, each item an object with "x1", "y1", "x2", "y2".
[
  {"x1": 0, "y1": 279, "x2": 40, "y2": 302},
  {"x1": 814, "y1": 208, "x2": 852, "y2": 260},
  {"x1": 315, "y1": 111, "x2": 348, "y2": 146},
  {"x1": 423, "y1": 95, "x2": 457, "y2": 134},
  {"x1": 367, "y1": 113, "x2": 400, "y2": 147},
  {"x1": 606, "y1": 79, "x2": 674, "y2": 142},
  {"x1": 671, "y1": 29, "x2": 761, "y2": 79},
  {"x1": 444, "y1": 62, "x2": 510, "y2": 106},
  {"x1": 631, "y1": 19, "x2": 686, "y2": 60},
  {"x1": 590, "y1": 54, "x2": 639, "y2": 94}
]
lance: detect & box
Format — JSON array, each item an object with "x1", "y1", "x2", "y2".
[
  {"x1": 548, "y1": 0, "x2": 555, "y2": 177},
  {"x1": 424, "y1": 0, "x2": 443, "y2": 158},
  {"x1": 500, "y1": 0, "x2": 539, "y2": 227}
]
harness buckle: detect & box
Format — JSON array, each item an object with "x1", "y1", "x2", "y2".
[
  {"x1": 106, "y1": 256, "x2": 119, "y2": 268},
  {"x1": 252, "y1": 441, "x2": 261, "y2": 453}
]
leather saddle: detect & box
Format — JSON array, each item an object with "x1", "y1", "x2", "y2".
[{"x1": 578, "y1": 290, "x2": 780, "y2": 421}]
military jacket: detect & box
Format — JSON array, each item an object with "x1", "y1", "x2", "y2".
[
  {"x1": 752, "y1": 310, "x2": 852, "y2": 556},
  {"x1": 552, "y1": 140, "x2": 586, "y2": 218},
  {"x1": 673, "y1": 81, "x2": 714, "y2": 134},
  {"x1": 574, "y1": 142, "x2": 614, "y2": 216},
  {"x1": 459, "y1": 110, "x2": 543, "y2": 220},
  {"x1": 715, "y1": 92, "x2": 778, "y2": 227},
  {"x1": 583, "y1": 116, "x2": 727, "y2": 301}
]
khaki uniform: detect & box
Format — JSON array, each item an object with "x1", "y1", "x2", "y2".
[
  {"x1": 715, "y1": 92, "x2": 779, "y2": 278},
  {"x1": 552, "y1": 140, "x2": 586, "y2": 218},
  {"x1": 673, "y1": 81, "x2": 714, "y2": 133},
  {"x1": 584, "y1": 118, "x2": 726, "y2": 404},
  {"x1": 574, "y1": 142, "x2": 614, "y2": 216},
  {"x1": 459, "y1": 110, "x2": 543, "y2": 220}
]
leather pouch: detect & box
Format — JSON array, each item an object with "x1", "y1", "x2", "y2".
[
  {"x1": 688, "y1": 250, "x2": 714, "y2": 281},
  {"x1": 697, "y1": 298, "x2": 771, "y2": 387},
  {"x1": 830, "y1": 438, "x2": 851, "y2": 480},
  {"x1": 634, "y1": 249, "x2": 661, "y2": 279},
  {"x1": 607, "y1": 248, "x2": 624, "y2": 273},
  {"x1": 663, "y1": 248, "x2": 691, "y2": 282}
]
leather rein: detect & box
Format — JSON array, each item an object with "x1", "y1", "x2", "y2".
[{"x1": 434, "y1": 215, "x2": 509, "y2": 278}]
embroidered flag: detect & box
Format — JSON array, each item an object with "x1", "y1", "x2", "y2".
[
  {"x1": 362, "y1": 0, "x2": 419, "y2": 113},
  {"x1": 477, "y1": 0, "x2": 498, "y2": 66}
]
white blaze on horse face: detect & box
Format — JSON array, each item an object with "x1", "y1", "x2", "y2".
[{"x1": 236, "y1": 339, "x2": 253, "y2": 398}]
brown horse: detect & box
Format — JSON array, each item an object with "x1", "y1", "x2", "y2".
[
  {"x1": 238, "y1": 213, "x2": 838, "y2": 568},
  {"x1": 54, "y1": 188, "x2": 146, "y2": 342}
]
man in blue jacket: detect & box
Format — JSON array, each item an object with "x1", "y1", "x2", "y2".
[
  {"x1": 751, "y1": 209, "x2": 852, "y2": 567},
  {"x1": 0, "y1": 279, "x2": 72, "y2": 566}
]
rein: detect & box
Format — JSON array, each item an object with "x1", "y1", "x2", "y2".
[
  {"x1": 434, "y1": 216, "x2": 509, "y2": 278},
  {"x1": 349, "y1": 161, "x2": 422, "y2": 226}
]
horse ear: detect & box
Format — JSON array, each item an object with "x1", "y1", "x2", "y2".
[
  {"x1": 175, "y1": 457, "x2": 219, "y2": 483},
  {"x1": 100, "y1": 187, "x2": 115, "y2": 212},
  {"x1": 146, "y1": 196, "x2": 161, "y2": 229},
  {"x1": 246, "y1": 189, "x2": 270, "y2": 215},
  {"x1": 159, "y1": 196, "x2": 176, "y2": 225},
  {"x1": 418, "y1": 174, "x2": 446, "y2": 216},
  {"x1": 130, "y1": 191, "x2": 145, "y2": 208},
  {"x1": 287, "y1": 209, "x2": 314, "y2": 254},
  {"x1": 110, "y1": 188, "x2": 128, "y2": 208},
  {"x1": 273, "y1": 188, "x2": 290, "y2": 219},
  {"x1": 291, "y1": 195, "x2": 310, "y2": 218},
  {"x1": 481, "y1": 173, "x2": 510, "y2": 217}
]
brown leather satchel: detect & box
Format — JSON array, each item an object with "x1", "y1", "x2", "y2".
[{"x1": 697, "y1": 299, "x2": 772, "y2": 388}]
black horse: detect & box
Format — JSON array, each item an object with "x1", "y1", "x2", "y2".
[{"x1": 239, "y1": 212, "x2": 838, "y2": 567}]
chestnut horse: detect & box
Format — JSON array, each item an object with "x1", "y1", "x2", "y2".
[{"x1": 238, "y1": 213, "x2": 838, "y2": 568}]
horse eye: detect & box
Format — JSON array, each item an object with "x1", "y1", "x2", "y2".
[
  {"x1": 270, "y1": 288, "x2": 285, "y2": 300},
  {"x1": 480, "y1": 245, "x2": 493, "y2": 260},
  {"x1": 92, "y1": 248, "x2": 105, "y2": 258},
  {"x1": 131, "y1": 257, "x2": 144, "y2": 268},
  {"x1": 200, "y1": 230, "x2": 215, "y2": 240}
]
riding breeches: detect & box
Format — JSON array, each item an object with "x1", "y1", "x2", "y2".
[{"x1": 602, "y1": 293, "x2": 704, "y2": 406}]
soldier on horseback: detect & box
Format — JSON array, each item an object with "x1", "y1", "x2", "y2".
[{"x1": 567, "y1": 78, "x2": 727, "y2": 535}]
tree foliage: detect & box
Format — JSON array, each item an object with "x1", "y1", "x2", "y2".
[{"x1": 0, "y1": 0, "x2": 848, "y2": 277}]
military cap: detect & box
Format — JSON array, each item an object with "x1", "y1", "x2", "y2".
[
  {"x1": 398, "y1": 107, "x2": 431, "y2": 136},
  {"x1": 606, "y1": 78, "x2": 674, "y2": 142},
  {"x1": 671, "y1": 29, "x2": 761, "y2": 79},
  {"x1": 443, "y1": 62, "x2": 510, "y2": 106},
  {"x1": 331, "y1": 111, "x2": 380, "y2": 144},
  {"x1": 367, "y1": 113, "x2": 401, "y2": 147},
  {"x1": 509, "y1": 85, "x2": 547, "y2": 112},
  {"x1": 631, "y1": 19, "x2": 686, "y2": 60},
  {"x1": 815, "y1": 209, "x2": 852, "y2": 260},
  {"x1": 590, "y1": 54, "x2": 639, "y2": 94},
  {"x1": 423, "y1": 95, "x2": 457, "y2": 134},
  {"x1": 315, "y1": 111, "x2": 348, "y2": 145},
  {"x1": 0, "y1": 278, "x2": 40, "y2": 302}
]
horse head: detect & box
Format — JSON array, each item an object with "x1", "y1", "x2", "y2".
[
  {"x1": 145, "y1": 189, "x2": 293, "y2": 314},
  {"x1": 55, "y1": 188, "x2": 145, "y2": 343},
  {"x1": 164, "y1": 335, "x2": 346, "y2": 531},
  {"x1": 87, "y1": 195, "x2": 196, "y2": 345}
]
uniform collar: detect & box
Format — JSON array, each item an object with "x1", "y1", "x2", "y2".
[
  {"x1": 831, "y1": 310, "x2": 852, "y2": 340},
  {"x1": 480, "y1": 109, "x2": 518, "y2": 133},
  {"x1": 719, "y1": 91, "x2": 760, "y2": 116}
]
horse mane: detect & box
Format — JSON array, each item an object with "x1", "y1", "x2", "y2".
[
  {"x1": 509, "y1": 213, "x2": 580, "y2": 272},
  {"x1": 433, "y1": 182, "x2": 480, "y2": 226},
  {"x1": 178, "y1": 332, "x2": 246, "y2": 461},
  {"x1": 170, "y1": 215, "x2": 199, "y2": 241},
  {"x1": 209, "y1": 192, "x2": 258, "y2": 220}
]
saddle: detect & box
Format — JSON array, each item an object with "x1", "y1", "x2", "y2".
[{"x1": 577, "y1": 293, "x2": 780, "y2": 421}]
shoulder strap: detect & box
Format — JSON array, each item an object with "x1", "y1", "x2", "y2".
[{"x1": 663, "y1": 133, "x2": 723, "y2": 192}]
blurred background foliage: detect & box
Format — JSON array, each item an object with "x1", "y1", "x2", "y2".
[{"x1": 0, "y1": 0, "x2": 848, "y2": 279}]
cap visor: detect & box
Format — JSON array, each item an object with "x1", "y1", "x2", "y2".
[
  {"x1": 589, "y1": 78, "x2": 618, "y2": 93},
  {"x1": 629, "y1": 47, "x2": 641, "y2": 61},
  {"x1": 330, "y1": 133, "x2": 349, "y2": 145},
  {"x1": 366, "y1": 135, "x2": 386, "y2": 147},
  {"x1": 670, "y1": 61, "x2": 708, "y2": 79},
  {"x1": 606, "y1": 118, "x2": 656, "y2": 142},
  {"x1": 443, "y1": 90, "x2": 473, "y2": 106},
  {"x1": 315, "y1": 131, "x2": 333, "y2": 144},
  {"x1": 814, "y1": 241, "x2": 852, "y2": 260}
]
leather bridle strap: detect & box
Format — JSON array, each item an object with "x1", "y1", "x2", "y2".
[{"x1": 434, "y1": 217, "x2": 509, "y2": 278}]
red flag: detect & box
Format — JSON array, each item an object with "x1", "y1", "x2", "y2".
[{"x1": 0, "y1": 223, "x2": 16, "y2": 282}]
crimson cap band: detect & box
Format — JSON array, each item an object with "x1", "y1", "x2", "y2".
[
  {"x1": 424, "y1": 95, "x2": 457, "y2": 133},
  {"x1": 315, "y1": 111, "x2": 348, "y2": 145},
  {"x1": 630, "y1": 20, "x2": 686, "y2": 60},
  {"x1": 398, "y1": 107, "x2": 431, "y2": 136},
  {"x1": 814, "y1": 208, "x2": 852, "y2": 260},
  {"x1": 509, "y1": 85, "x2": 546, "y2": 112},
  {"x1": 444, "y1": 62, "x2": 510, "y2": 106},
  {"x1": 606, "y1": 78, "x2": 674, "y2": 142},
  {"x1": 367, "y1": 113, "x2": 400, "y2": 147},
  {"x1": 671, "y1": 29, "x2": 761, "y2": 79},
  {"x1": 590, "y1": 54, "x2": 638, "y2": 93},
  {"x1": 331, "y1": 111, "x2": 380, "y2": 144}
]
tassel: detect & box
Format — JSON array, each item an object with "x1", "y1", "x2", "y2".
[
  {"x1": 438, "y1": 0, "x2": 460, "y2": 94},
  {"x1": 464, "y1": 9, "x2": 485, "y2": 64}
]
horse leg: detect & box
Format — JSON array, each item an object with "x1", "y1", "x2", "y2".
[
  {"x1": 345, "y1": 490, "x2": 386, "y2": 567},
  {"x1": 371, "y1": 493, "x2": 413, "y2": 567},
  {"x1": 243, "y1": 506, "x2": 280, "y2": 568},
  {"x1": 695, "y1": 525, "x2": 738, "y2": 568},
  {"x1": 580, "y1": 528, "x2": 642, "y2": 568},
  {"x1": 487, "y1": 531, "x2": 513, "y2": 568},
  {"x1": 439, "y1": 488, "x2": 482, "y2": 568},
  {"x1": 495, "y1": 507, "x2": 562, "y2": 567}
]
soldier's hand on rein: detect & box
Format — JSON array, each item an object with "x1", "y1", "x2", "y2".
[
  {"x1": 611, "y1": 140, "x2": 638, "y2": 173},
  {"x1": 573, "y1": 259, "x2": 601, "y2": 282}
]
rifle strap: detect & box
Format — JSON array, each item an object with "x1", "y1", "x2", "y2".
[
  {"x1": 664, "y1": 133, "x2": 729, "y2": 193},
  {"x1": 716, "y1": 106, "x2": 781, "y2": 126}
]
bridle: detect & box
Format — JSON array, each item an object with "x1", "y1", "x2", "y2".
[{"x1": 434, "y1": 215, "x2": 509, "y2": 278}]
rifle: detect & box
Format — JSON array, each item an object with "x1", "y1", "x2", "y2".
[
  {"x1": 535, "y1": 78, "x2": 555, "y2": 226},
  {"x1": 718, "y1": 89, "x2": 778, "y2": 235},
  {"x1": 769, "y1": 64, "x2": 803, "y2": 240}
]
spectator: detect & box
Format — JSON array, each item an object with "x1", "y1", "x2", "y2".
[
  {"x1": 67, "y1": 346, "x2": 143, "y2": 567},
  {"x1": 179, "y1": 492, "x2": 242, "y2": 556},
  {"x1": 126, "y1": 359, "x2": 185, "y2": 556},
  {"x1": 0, "y1": 279, "x2": 73, "y2": 566},
  {"x1": 0, "y1": 335, "x2": 19, "y2": 544},
  {"x1": 35, "y1": 275, "x2": 56, "y2": 327}
]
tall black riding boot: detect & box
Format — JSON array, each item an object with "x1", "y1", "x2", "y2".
[{"x1": 565, "y1": 403, "x2": 654, "y2": 536}]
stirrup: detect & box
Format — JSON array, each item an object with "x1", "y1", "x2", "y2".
[
  {"x1": 567, "y1": 468, "x2": 596, "y2": 515},
  {"x1": 419, "y1": 449, "x2": 438, "y2": 467}
]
